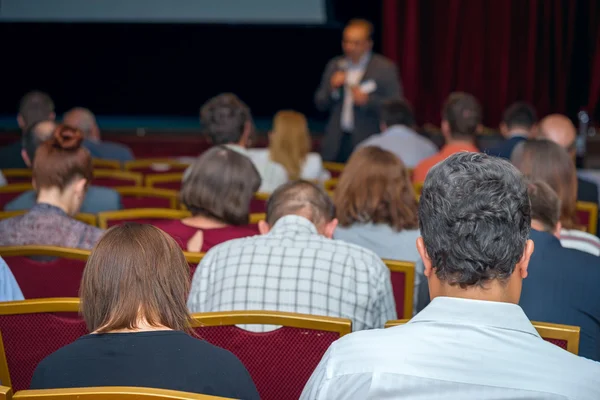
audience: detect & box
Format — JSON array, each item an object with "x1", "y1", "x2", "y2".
[
  {"x1": 154, "y1": 146, "x2": 261, "y2": 252},
  {"x1": 356, "y1": 98, "x2": 437, "y2": 167},
  {"x1": 512, "y1": 139, "x2": 600, "y2": 256},
  {"x1": 4, "y1": 120, "x2": 122, "y2": 214},
  {"x1": 0, "y1": 124, "x2": 103, "y2": 249},
  {"x1": 0, "y1": 257, "x2": 24, "y2": 302},
  {"x1": 301, "y1": 152, "x2": 600, "y2": 399},
  {"x1": 0, "y1": 91, "x2": 55, "y2": 169},
  {"x1": 187, "y1": 180, "x2": 396, "y2": 331},
  {"x1": 248, "y1": 110, "x2": 330, "y2": 192},
  {"x1": 487, "y1": 101, "x2": 537, "y2": 159},
  {"x1": 30, "y1": 223, "x2": 259, "y2": 399},
  {"x1": 519, "y1": 180, "x2": 600, "y2": 361},
  {"x1": 412, "y1": 92, "x2": 482, "y2": 182},
  {"x1": 63, "y1": 107, "x2": 134, "y2": 162}
]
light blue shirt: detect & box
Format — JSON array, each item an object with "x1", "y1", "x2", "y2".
[
  {"x1": 357, "y1": 125, "x2": 438, "y2": 168},
  {"x1": 0, "y1": 257, "x2": 24, "y2": 302},
  {"x1": 301, "y1": 296, "x2": 600, "y2": 400}
]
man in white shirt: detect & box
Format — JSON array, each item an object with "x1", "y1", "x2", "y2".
[
  {"x1": 301, "y1": 152, "x2": 600, "y2": 400},
  {"x1": 187, "y1": 180, "x2": 396, "y2": 331}
]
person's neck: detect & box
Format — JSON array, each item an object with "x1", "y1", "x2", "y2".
[
  {"x1": 446, "y1": 137, "x2": 475, "y2": 147},
  {"x1": 182, "y1": 213, "x2": 229, "y2": 229},
  {"x1": 36, "y1": 188, "x2": 72, "y2": 215},
  {"x1": 433, "y1": 283, "x2": 515, "y2": 304},
  {"x1": 93, "y1": 320, "x2": 173, "y2": 334},
  {"x1": 506, "y1": 128, "x2": 529, "y2": 138}
]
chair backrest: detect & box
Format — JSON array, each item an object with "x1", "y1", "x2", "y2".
[
  {"x1": 145, "y1": 173, "x2": 185, "y2": 191},
  {"x1": 92, "y1": 170, "x2": 143, "y2": 188},
  {"x1": 322, "y1": 162, "x2": 344, "y2": 178},
  {"x1": 248, "y1": 213, "x2": 265, "y2": 224},
  {"x1": 0, "y1": 211, "x2": 97, "y2": 227},
  {"x1": 183, "y1": 252, "x2": 206, "y2": 279},
  {"x1": 250, "y1": 192, "x2": 269, "y2": 213},
  {"x1": 12, "y1": 387, "x2": 234, "y2": 400},
  {"x1": 97, "y1": 208, "x2": 191, "y2": 229},
  {"x1": 124, "y1": 159, "x2": 190, "y2": 175},
  {"x1": 0, "y1": 184, "x2": 33, "y2": 210},
  {"x1": 114, "y1": 187, "x2": 179, "y2": 209},
  {"x1": 383, "y1": 260, "x2": 415, "y2": 319},
  {"x1": 1, "y1": 170, "x2": 32, "y2": 184},
  {"x1": 384, "y1": 319, "x2": 580, "y2": 355},
  {"x1": 575, "y1": 201, "x2": 598, "y2": 235},
  {"x1": 323, "y1": 178, "x2": 338, "y2": 192},
  {"x1": 0, "y1": 298, "x2": 86, "y2": 391},
  {"x1": 0, "y1": 386, "x2": 11, "y2": 400},
  {"x1": 0, "y1": 246, "x2": 90, "y2": 298},
  {"x1": 190, "y1": 311, "x2": 352, "y2": 400},
  {"x1": 91, "y1": 159, "x2": 121, "y2": 170}
]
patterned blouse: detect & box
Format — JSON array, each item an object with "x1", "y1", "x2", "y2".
[{"x1": 0, "y1": 203, "x2": 104, "y2": 250}]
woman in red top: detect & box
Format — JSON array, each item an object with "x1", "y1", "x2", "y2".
[{"x1": 154, "y1": 146, "x2": 261, "y2": 252}]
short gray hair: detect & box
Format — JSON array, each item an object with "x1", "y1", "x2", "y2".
[{"x1": 266, "y1": 180, "x2": 335, "y2": 226}]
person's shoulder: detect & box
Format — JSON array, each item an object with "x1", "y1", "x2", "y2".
[{"x1": 371, "y1": 53, "x2": 397, "y2": 69}]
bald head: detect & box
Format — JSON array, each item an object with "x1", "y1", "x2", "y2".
[
  {"x1": 22, "y1": 120, "x2": 58, "y2": 166},
  {"x1": 538, "y1": 114, "x2": 576, "y2": 151},
  {"x1": 63, "y1": 107, "x2": 99, "y2": 141}
]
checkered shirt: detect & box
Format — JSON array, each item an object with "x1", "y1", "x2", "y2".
[{"x1": 187, "y1": 215, "x2": 397, "y2": 331}]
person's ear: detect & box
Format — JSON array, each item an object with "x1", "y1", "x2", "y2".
[
  {"x1": 529, "y1": 124, "x2": 538, "y2": 138},
  {"x1": 74, "y1": 178, "x2": 87, "y2": 198},
  {"x1": 499, "y1": 122, "x2": 508, "y2": 137},
  {"x1": 517, "y1": 239, "x2": 534, "y2": 279},
  {"x1": 258, "y1": 220, "x2": 270, "y2": 235},
  {"x1": 440, "y1": 120, "x2": 451, "y2": 141},
  {"x1": 416, "y1": 237, "x2": 433, "y2": 277},
  {"x1": 476, "y1": 124, "x2": 484, "y2": 134},
  {"x1": 21, "y1": 149, "x2": 31, "y2": 167},
  {"x1": 554, "y1": 221, "x2": 562, "y2": 239},
  {"x1": 380, "y1": 122, "x2": 387, "y2": 132},
  {"x1": 17, "y1": 114, "x2": 25, "y2": 130},
  {"x1": 323, "y1": 218, "x2": 339, "y2": 239},
  {"x1": 240, "y1": 121, "x2": 252, "y2": 148}
]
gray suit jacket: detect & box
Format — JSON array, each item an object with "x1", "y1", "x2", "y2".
[{"x1": 315, "y1": 53, "x2": 402, "y2": 161}]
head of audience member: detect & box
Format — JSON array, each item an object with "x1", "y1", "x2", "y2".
[
  {"x1": 17, "y1": 91, "x2": 55, "y2": 131},
  {"x1": 417, "y1": 152, "x2": 533, "y2": 304},
  {"x1": 260, "y1": 180, "x2": 337, "y2": 238},
  {"x1": 269, "y1": 110, "x2": 311, "y2": 180},
  {"x1": 379, "y1": 98, "x2": 416, "y2": 132},
  {"x1": 334, "y1": 146, "x2": 418, "y2": 232},
  {"x1": 499, "y1": 102, "x2": 537, "y2": 139},
  {"x1": 511, "y1": 139, "x2": 578, "y2": 230},
  {"x1": 200, "y1": 93, "x2": 253, "y2": 148},
  {"x1": 538, "y1": 114, "x2": 577, "y2": 158},
  {"x1": 21, "y1": 119, "x2": 57, "y2": 167},
  {"x1": 441, "y1": 92, "x2": 482, "y2": 144},
  {"x1": 80, "y1": 223, "x2": 192, "y2": 333},
  {"x1": 181, "y1": 146, "x2": 261, "y2": 225},
  {"x1": 33, "y1": 124, "x2": 93, "y2": 216},
  {"x1": 63, "y1": 107, "x2": 100, "y2": 142},
  {"x1": 342, "y1": 19, "x2": 373, "y2": 63},
  {"x1": 527, "y1": 180, "x2": 561, "y2": 238}
]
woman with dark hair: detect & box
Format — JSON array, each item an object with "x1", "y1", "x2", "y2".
[
  {"x1": 0, "y1": 124, "x2": 102, "y2": 249},
  {"x1": 30, "y1": 223, "x2": 259, "y2": 398},
  {"x1": 154, "y1": 146, "x2": 261, "y2": 252}
]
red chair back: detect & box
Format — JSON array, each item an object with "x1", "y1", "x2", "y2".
[
  {"x1": 121, "y1": 197, "x2": 173, "y2": 209},
  {"x1": 250, "y1": 198, "x2": 266, "y2": 213},
  {"x1": 384, "y1": 260, "x2": 415, "y2": 320}
]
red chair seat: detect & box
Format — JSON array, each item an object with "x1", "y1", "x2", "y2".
[{"x1": 121, "y1": 197, "x2": 173, "y2": 209}]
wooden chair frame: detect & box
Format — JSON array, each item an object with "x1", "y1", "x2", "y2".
[
  {"x1": 145, "y1": 173, "x2": 185, "y2": 189},
  {"x1": 0, "y1": 183, "x2": 34, "y2": 195},
  {"x1": 249, "y1": 213, "x2": 265, "y2": 224},
  {"x1": 576, "y1": 201, "x2": 598, "y2": 235},
  {"x1": 124, "y1": 159, "x2": 190, "y2": 172},
  {"x1": 323, "y1": 178, "x2": 338, "y2": 191},
  {"x1": 191, "y1": 310, "x2": 352, "y2": 337},
  {"x1": 91, "y1": 159, "x2": 121, "y2": 170},
  {"x1": 97, "y1": 208, "x2": 191, "y2": 229},
  {"x1": 13, "y1": 387, "x2": 233, "y2": 400},
  {"x1": 384, "y1": 319, "x2": 580, "y2": 355},
  {"x1": 0, "y1": 386, "x2": 11, "y2": 400},
  {"x1": 254, "y1": 192, "x2": 270, "y2": 201},
  {"x1": 113, "y1": 187, "x2": 180, "y2": 210},
  {"x1": 183, "y1": 252, "x2": 206, "y2": 265},
  {"x1": 383, "y1": 260, "x2": 415, "y2": 319},
  {"x1": 93, "y1": 170, "x2": 143, "y2": 187},
  {"x1": 1, "y1": 169, "x2": 32, "y2": 180},
  {"x1": 322, "y1": 162, "x2": 345, "y2": 173},
  {"x1": 0, "y1": 211, "x2": 97, "y2": 227},
  {"x1": 0, "y1": 298, "x2": 81, "y2": 388},
  {"x1": 0, "y1": 246, "x2": 90, "y2": 261}
]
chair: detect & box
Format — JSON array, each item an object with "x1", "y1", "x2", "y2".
[
  {"x1": 92, "y1": 170, "x2": 143, "y2": 188},
  {"x1": 183, "y1": 252, "x2": 206, "y2": 279},
  {"x1": 413, "y1": 182, "x2": 424, "y2": 196},
  {"x1": 0, "y1": 386, "x2": 11, "y2": 400},
  {"x1": 322, "y1": 162, "x2": 344, "y2": 178},
  {"x1": 97, "y1": 208, "x2": 191, "y2": 229},
  {"x1": 114, "y1": 187, "x2": 179, "y2": 209},
  {"x1": 191, "y1": 310, "x2": 351, "y2": 400},
  {"x1": 124, "y1": 159, "x2": 190, "y2": 175},
  {"x1": 0, "y1": 298, "x2": 86, "y2": 391},
  {"x1": 576, "y1": 201, "x2": 598, "y2": 235},
  {"x1": 323, "y1": 178, "x2": 338, "y2": 192},
  {"x1": 250, "y1": 192, "x2": 269, "y2": 213},
  {"x1": 0, "y1": 246, "x2": 90, "y2": 298},
  {"x1": 384, "y1": 319, "x2": 580, "y2": 355},
  {"x1": 0, "y1": 211, "x2": 97, "y2": 227},
  {"x1": 0, "y1": 184, "x2": 33, "y2": 210},
  {"x1": 1, "y1": 170, "x2": 32, "y2": 184},
  {"x1": 91, "y1": 159, "x2": 121, "y2": 170},
  {"x1": 249, "y1": 213, "x2": 265, "y2": 224},
  {"x1": 145, "y1": 172, "x2": 185, "y2": 191},
  {"x1": 383, "y1": 260, "x2": 415, "y2": 319},
  {"x1": 12, "y1": 387, "x2": 234, "y2": 400}
]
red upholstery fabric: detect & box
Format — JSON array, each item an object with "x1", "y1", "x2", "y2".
[
  {"x1": 120, "y1": 197, "x2": 173, "y2": 209},
  {"x1": 152, "y1": 181, "x2": 182, "y2": 191},
  {"x1": 4, "y1": 176, "x2": 31, "y2": 184},
  {"x1": 3, "y1": 256, "x2": 86, "y2": 298},
  {"x1": 0, "y1": 313, "x2": 87, "y2": 391},
  {"x1": 389, "y1": 270, "x2": 406, "y2": 319},
  {"x1": 127, "y1": 165, "x2": 189, "y2": 176},
  {"x1": 249, "y1": 198, "x2": 266, "y2": 213},
  {"x1": 193, "y1": 325, "x2": 340, "y2": 400},
  {"x1": 93, "y1": 177, "x2": 139, "y2": 188},
  {"x1": 0, "y1": 192, "x2": 27, "y2": 210},
  {"x1": 543, "y1": 337, "x2": 568, "y2": 350},
  {"x1": 576, "y1": 209, "x2": 590, "y2": 230},
  {"x1": 106, "y1": 218, "x2": 179, "y2": 228}
]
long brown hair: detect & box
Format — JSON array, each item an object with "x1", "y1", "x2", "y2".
[
  {"x1": 80, "y1": 224, "x2": 193, "y2": 333},
  {"x1": 334, "y1": 146, "x2": 418, "y2": 231},
  {"x1": 269, "y1": 110, "x2": 311, "y2": 180},
  {"x1": 511, "y1": 139, "x2": 578, "y2": 229}
]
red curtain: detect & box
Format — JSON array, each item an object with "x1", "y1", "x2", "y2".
[
  {"x1": 588, "y1": 0, "x2": 600, "y2": 120},
  {"x1": 382, "y1": 0, "x2": 592, "y2": 126}
]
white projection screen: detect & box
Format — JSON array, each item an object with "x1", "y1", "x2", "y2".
[{"x1": 0, "y1": 0, "x2": 327, "y2": 24}]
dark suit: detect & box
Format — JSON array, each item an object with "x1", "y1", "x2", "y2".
[
  {"x1": 577, "y1": 177, "x2": 599, "y2": 205},
  {"x1": 0, "y1": 141, "x2": 27, "y2": 169},
  {"x1": 487, "y1": 135, "x2": 527, "y2": 159},
  {"x1": 520, "y1": 229, "x2": 600, "y2": 361},
  {"x1": 315, "y1": 53, "x2": 402, "y2": 162}
]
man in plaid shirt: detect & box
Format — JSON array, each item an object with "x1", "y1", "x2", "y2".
[{"x1": 187, "y1": 180, "x2": 396, "y2": 331}]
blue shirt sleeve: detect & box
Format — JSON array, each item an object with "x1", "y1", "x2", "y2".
[{"x1": 0, "y1": 257, "x2": 24, "y2": 301}]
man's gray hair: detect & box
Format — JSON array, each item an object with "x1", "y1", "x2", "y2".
[{"x1": 266, "y1": 180, "x2": 335, "y2": 226}]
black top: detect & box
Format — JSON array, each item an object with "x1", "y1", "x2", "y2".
[{"x1": 30, "y1": 330, "x2": 260, "y2": 400}]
